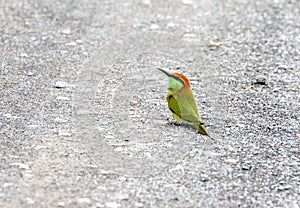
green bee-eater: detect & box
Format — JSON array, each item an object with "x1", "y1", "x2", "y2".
[{"x1": 158, "y1": 68, "x2": 208, "y2": 135}]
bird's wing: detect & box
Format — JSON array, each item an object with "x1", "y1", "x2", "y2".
[
  {"x1": 176, "y1": 93, "x2": 203, "y2": 124},
  {"x1": 168, "y1": 95, "x2": 203, "y2": 124},
  {"x1": 181, "y1": 110, "x2": 203, "y2": 124},
  {"x1": 167, "y1": 95, "x2": 182, "y2": 119}
]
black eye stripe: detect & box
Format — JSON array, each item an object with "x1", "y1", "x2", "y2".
[
  {"x1": 172, "y1": 75, "x2": 184, "y2": 85},
  {"x1": 169, "y1": 75, "x2": 184, "y2": 86}
]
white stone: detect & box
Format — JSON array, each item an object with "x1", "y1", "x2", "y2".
[
  {"x1": 61, "y1": 28, "x2": 71, "y2": 34},
  {"x1": 58, "y1": 130, "x2": 72, "y2": 137},
  {"x1": 182, "y1": 0, "x2": 193, "y2": 5},
  {"x1": 54, "y1": 118, "x2": 68, "y2": 123},
  {"x1": 225, "y1": 158, "x2": 239, "y2": 163},
  {"x1": 3, "y1": 183, "x2": 14, "y2": 188},
  {"x1": 65, "y1": 41, "x2": 77, "y2": 46},
  {"x1": 96, "y1": 203, "x2": 105, "y2": 208},
  {"x1": 25, "y1": 198, "x2": 35, "y2": 205},
  {"x1": 76, "y1": 39, "x2": 83, "y2": 44},
  {"x1": 3, "y1": 113, "x2": 12, "y2": 118},
  {"x1": 27, "y1": 125, "x2": 40, "y2": 129},
  {"x1": 183, "y1": 33, "x2": 196, "y2": 38},
  {"x1": 54, "y1": 81, "x2": 68, "y2": 88},
  {"x1": 150, "y1": 24, "x2": 160, "y2": 30},
  {"x1": 135, "y1": 202, "x2": 144, "y2": 207},
  {"x1": 114, "y1": 147, "x2": 123, "y2": 152},
  {"x1": 142, "y1": 0, "x2": 151, "y2": 5},
  {"x1": 105, "y1": 202, "x2": 121, "y2": 208},
  {"x1": 19, "y1": 164, "x2": 30, "y2": 170},
  {"x1": 56, "y1": 96, "x2": 70, "y2": 101},
  {"x1": 77, "y1": 198, "x2": 91, "y2": 204},
  {"x1": 167, "y1": 22, "x2": 176, "y2": 27}
]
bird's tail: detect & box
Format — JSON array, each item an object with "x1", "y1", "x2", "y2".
[{"x1": 194, "y1": 123, "x2": 208, "y2": 135}]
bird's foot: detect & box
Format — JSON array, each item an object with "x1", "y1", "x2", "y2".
[{"x1": 167, "y1": 121, "x2": 181, "y2": 126}]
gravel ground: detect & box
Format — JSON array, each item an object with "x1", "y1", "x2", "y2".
[{"x1": 1, "y1": 0, "x2": 299, "y2": 207}]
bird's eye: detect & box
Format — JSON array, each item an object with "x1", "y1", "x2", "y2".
[{"x1": 168, "y1": 87, "x2": 173, "y2": 90}]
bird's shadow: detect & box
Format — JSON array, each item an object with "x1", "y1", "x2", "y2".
[{"x1": 167, "y1": 121, "x2": 195, "y2": 131}]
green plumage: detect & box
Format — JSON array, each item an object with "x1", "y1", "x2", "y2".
[{"x1": 158, "y1": 68, "x2": 208, "y2": 135}]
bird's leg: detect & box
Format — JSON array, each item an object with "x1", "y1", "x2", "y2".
[{"x1": 167, "y1": 121, "x2": 181, "y2": 126}]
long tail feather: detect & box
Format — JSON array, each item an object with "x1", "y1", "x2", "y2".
[{"x1": 196, "y1": 124, "x2": 208, "y2": 135}]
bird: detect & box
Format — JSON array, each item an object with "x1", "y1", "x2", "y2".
[{"x1": 157, "y1": 68, "x2": 208, "y2": 135}]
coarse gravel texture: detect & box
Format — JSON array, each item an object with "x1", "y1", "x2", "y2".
[{"x1": 1, "y1": 0, "x2": 299, "y2": 207}]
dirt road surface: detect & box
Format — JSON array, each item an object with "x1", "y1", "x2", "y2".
[{"x1": 1, "y1": 0, "x2": 299, "y2": 207}]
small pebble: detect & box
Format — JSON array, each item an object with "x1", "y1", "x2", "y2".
[
  {"x1": 27, "y1": 71, "x2": 35, "y2": 76},
  {"x1": 225, "y1": 158, "x2": 239, "y2": 163},
  {"x1": 25, "y1": 198, "x2": 35, "y2": 205},
  {"x1": 182, "y1": 0, "x2": 193, "y2": 5},
  {"x1": 114, "y1": 147, "x2": 123, "y2": 152},
  {"x1": 65, "y1": 41, "x2": 77, "y2": 46},
  {"x1": 135, "y1": 202, "x2": 144, "y2": 207},
  {"x1": 56, "y1": 96, "x2": 70, "y2": 101},
  {"x1": 141, "y1": 0, "x2": 151, "y2": 5},
  {"x1": 241, "y1": 165, "x2": 252, "y2": 170},
  {"x1": 167, "y1": 22, "x2": 176, "y2": 27},
  {"x1": 277, "y1": 185, "x2": 286, "y2": 191},
  {"x1": 20, "y1": 53, "x2": 28, "y2": 58},
  {"x1": 54, "y1": 118, "x2": 68, "y2": 123},
  {"x1": 97, "y1": 126, "x2": 105, "y2": 132},
  {"x1": 19, "y1": 164, "x2": 30, "y2": 170},
  {"x1": 97, "y1": 186, "x2": 107, "y2": 190},
  {"x1": 23, "y1": 172, "x2": 33, "y2": 178},
  {"x1": 61, "y1": 28, "x2": 71, "y2": 34},
  {"x1": 96, "y1": 203, "x2": 105, "y2": 208},
  {"x1": 200, "y1": 174, "x2": 209, "y2": 182},
  {"x1": 58, "y1": 130, "x2": 72, "y2": 137},
  {"x1": 183, "y1": 33, "x2": 196, "y2": 38},
  {"x1": 105, "y1": 202, "x2": 121, "y2": 208},
  {"x1": 100, "y1": 169, "x2": 113, "y2": 175},
  {"x1": 277, "y1": 65, "x2": 289, "y2": 70},
  {"x1": 3, "y1": 113, "x2": 12, "y2": 118},
  {"x1": 3, "y1": 183, "x2": 14, "y2": 188},
  {"x1": 76, "y1": 39, "x2": 83, "y2": 44},
  {"x1": 27, "y1": 125, "x2": 40, "y2": 129},
  {"x1": 254, "y1": 77, "x2": 267, "y2": 85},
  {"x1": 77, "y1": 198, "x2": 91, "y2": 204},
  {"x1": 150, "y1": 24, "x2": 160, "y2": 30},
  {"x1": 54, "y1": 81, "x2": 68, "y2": 88},
  {"x1": 105, "y1": 135, "x2": 115, "y2": 139},
  {"x1": 119, "y1": 193, "x2": 129, "y2": 200}
]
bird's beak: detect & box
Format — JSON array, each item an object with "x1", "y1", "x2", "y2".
[
  {"x1": 157, "y1": 68, "x2": 185, "y2": 86},
  {"x1": 157, "y1": 68, "x2": 172, "y2": 77}
]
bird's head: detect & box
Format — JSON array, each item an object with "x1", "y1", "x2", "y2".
[{"x1": 157, "y1": 68, "x2": 190, "y2": 92}]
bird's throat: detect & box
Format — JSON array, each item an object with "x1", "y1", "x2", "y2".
[{"x1": 168, "y1": 77, "x2": 184, "y2": 92}]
